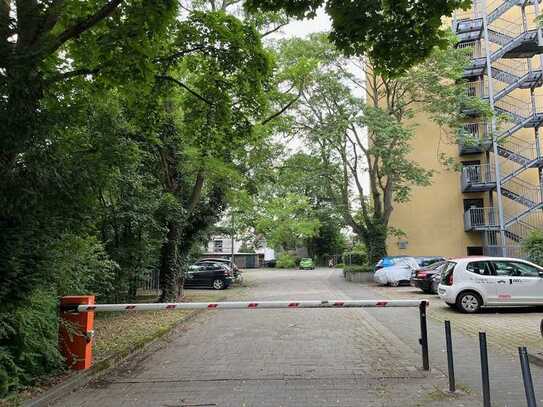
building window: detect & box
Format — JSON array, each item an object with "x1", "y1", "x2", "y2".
[
  {"x1": 398, "y1": 240, "x2": 408, "y2": 250},
  {"x1": 467, "y1": 246, "x2": 483, "y2": 256},
  {"x1": 214, "y1": 240, "x2": 223, "y2": 253}
]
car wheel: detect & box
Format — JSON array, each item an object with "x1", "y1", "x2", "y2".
[
  {"x1": 456, "y1": 291, "x2": 482, "y2": 313},
  {"x1": 212, "y1": 279, "x2": 225, "y2": 290},
  {"x1": 390, "y1": 280, "x2": 400, "y2": 287}
]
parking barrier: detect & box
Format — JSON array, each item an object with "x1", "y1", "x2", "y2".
[
  {"x1": 519, "y1": 347, "x2": 537, "y2": 407},
  {"x1": 479, "y1": 332, "x2": 492, "y2": 407},
  {"x1": 60, "y1": 298, "x2": 430, "y2": 370},
  {"x1": 444, "y1": 320, "x2": 456, "y2": 393}
]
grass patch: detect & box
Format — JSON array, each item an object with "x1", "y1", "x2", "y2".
[{"x1": 93, "y1": 291, "x2": 224, "y2": 361}]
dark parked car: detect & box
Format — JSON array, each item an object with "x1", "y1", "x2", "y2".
[
  {"x1": 414, "y1": 256, "x2": 446, "y2": 267},
  {"x1": 184, "y1": 263, "x2": 233, "y2": 290},
  {"x1": 410, "y1": 261, "x2": 447, "y2": 294},
  {"x1": 195, "y1": 258, "x2": 241, "y2": 280}
]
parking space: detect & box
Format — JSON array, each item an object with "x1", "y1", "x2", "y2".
[{"x1": 369, "y1": 283, "x2": 543, "y2": 356}]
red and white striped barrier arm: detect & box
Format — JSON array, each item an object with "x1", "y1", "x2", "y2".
[{"x1": 63, "y1": 299, "x2": 429, "y2": 313}]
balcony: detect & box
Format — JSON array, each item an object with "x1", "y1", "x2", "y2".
[
  {"x1": 461, "y1": 164, "x2": 496, "y2": 192},
  {"x1": 464, "y1": 207, "x2": 499, "y2": 231},
  {"x1": 457, "y1": 123, "x2": 492, "y2": 155}
]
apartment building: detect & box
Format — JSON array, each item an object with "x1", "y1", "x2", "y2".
[{"x1": 387, "y1": 0, "x2": 543, "y2": 258}]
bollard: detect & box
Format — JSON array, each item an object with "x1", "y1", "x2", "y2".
[
  {"x1": 59, "y1": 296, "x2": 95, "y2": 370},
  {"x1": 419, "y1": 301, "x2": 429, "y2": 371},
  {"x1": 519, "y1": 347, "x2": 537, "y2": 407},
  {"x1": 479, "y1": 332, "x2": 491, "y2": 407},
  {"x1": 444, "y1": 321, "x2": 455, "y2": 393}
]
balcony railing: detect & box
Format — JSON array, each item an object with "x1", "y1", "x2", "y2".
[
  {"x1": 464, "y1": 207, "x2": 499, "y2": 231},
  {"x1": 461, "y1": 163, "x2": 496, "y2": 192},
  {"x1": 458, "y1": 122, "x2": 492, "y2": 154}
]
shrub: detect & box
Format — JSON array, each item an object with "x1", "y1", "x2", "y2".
[
  {"x1": 0, "y1": 289, "x2": 64, "y2": 398},
  {"x1": 276, "y1": 252, "x2": 296, "y2": 268},
  {"x1": 342, "y1": 247, "x2": 368, "y2": 266},
  {"x1": 523, "y1": 230, "x2": 543, "y2": 266},
  {"x1": 335, "y1": 263, "x2": 344, "y2": 269},
  {"x1": 344, "y1": 265, "x2": 372, "y2": 273}
]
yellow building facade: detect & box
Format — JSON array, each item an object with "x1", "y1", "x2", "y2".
[{"x1": 387, "y1": 0, "x2": 543, "y2": 258}]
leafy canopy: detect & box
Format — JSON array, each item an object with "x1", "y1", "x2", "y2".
[{"x1": 245, "y1": 0, "x2": 471, "y2": 75}]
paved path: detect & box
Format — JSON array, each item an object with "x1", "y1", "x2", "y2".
[
  {"x1": 54, "y1": 269, "x2": 482, "y2": 406},
  {"x1": 333, "y1": 273, "x2": 543, "y2": 407}
]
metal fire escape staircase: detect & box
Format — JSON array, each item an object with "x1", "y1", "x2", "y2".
[{"x1": 454, "y1": 0, "x2": 543, "y2": 257}]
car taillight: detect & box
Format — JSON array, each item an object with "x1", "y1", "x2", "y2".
[
  {"x1": 418, "y1": 272, "x2": 427, "y2": 278},
  {"x1": 447, "y1": 272, "x2": 453, "y2": 285}
]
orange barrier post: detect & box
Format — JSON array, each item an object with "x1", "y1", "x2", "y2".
[{"x1": 59, "y1": 295, "x2": 95, "y2": 370}]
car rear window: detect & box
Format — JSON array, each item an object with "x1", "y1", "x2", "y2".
[
  {"x1": 466, "y1": 261, "x2": 492, "y2": 275},
  {"x1": 440, "y1": 261, "x2": 457, "y2": 284}
]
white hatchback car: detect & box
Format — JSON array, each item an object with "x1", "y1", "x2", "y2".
[
  {"x1": 438, "y1": 256, "x2": 543, "y2": 313},
  {"x1": 374, "y1": 257, "x2": 420, "y2": 286}
]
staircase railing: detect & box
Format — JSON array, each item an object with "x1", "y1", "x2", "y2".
[{"x1": 502, "y1": 178, "x2": 541, "y2": 207}]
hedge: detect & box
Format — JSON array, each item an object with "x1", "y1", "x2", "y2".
[{"x1": 344, "y1": 265, "x2": 372, "y2": 273}]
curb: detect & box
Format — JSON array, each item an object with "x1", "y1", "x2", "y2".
[{"x1": 25, "y1": 308, "x2": 207, "y2": 407}]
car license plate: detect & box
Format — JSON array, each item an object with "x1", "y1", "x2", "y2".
[{"x1": 438, "y1": 288, "x2": 445, "y2": 294}]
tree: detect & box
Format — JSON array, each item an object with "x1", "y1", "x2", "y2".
[
  {"x1": 283, "y1": 34, "x2": 485, "y2": 265},
  {"x1": 522, "y1": 230, "x2": 543, "y2": 267},
  {"x1": 0, "y1": 1, "x2": 280, "y2": 393},
  {"x1": 275, "y1": 153, "x2": 346, "y2": 259},
  {"x1": 255, "y1": 193, "x2": 320, "y2": 251},
  {"x1": 245, "y1": 0, "x2": 471, "y2": 75}
]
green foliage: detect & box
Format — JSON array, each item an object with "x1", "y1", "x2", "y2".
[
  {"x1": 342, "y1": 247, "x2": 368, "y2": 267},
  {"x1": 49, "y1": 234, "x2": 119, "y2": 300},
  {"x1": 246, "y1": 0, "x2": 471, "y2": 75},
  {"x1": 343, "y1": 265, "x2": 372, "y2": 273},
  {"x1": 276, "y1": 252, "x2": 297, "y2": 268},
  {"x1": 255, "y1": 193, "x2": 320, "y2": 250},
  {"x1": 276, "y1": 33, "x2": 476, "y2": 266},
  {"x1": 0, "y1": 0, "x2": 279, "y2": 396},
  {"x1": 0, "y1": 290, "x2": 63, "y2": 398},
  {"x1": 522, "y1": 230, "x2": 543, "y2": 267}
]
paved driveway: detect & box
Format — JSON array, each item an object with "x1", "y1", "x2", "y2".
[{"x1": 53, "y1": 268, "x2": 477, "y2": 407}]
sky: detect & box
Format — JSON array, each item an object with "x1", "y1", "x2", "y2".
[{"x1": 281, "y1": 8, "x2": 332, "y2": 38}]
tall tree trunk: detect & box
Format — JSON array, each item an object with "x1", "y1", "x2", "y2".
[
  {"x1": 362, "y1": 220, "x2": 388, "y2": 267},
  {"x1": 159, "y1": 221, "x2": 182, "y2": 302}
]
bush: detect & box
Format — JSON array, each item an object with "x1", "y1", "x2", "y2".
[
  {"x1": 0, "y1": 289, "x2": 64, "y2": 398},
  {"x1": 335, "y1": 263, "x2": 344, "y2": 269},
  {"x1": 344, "y1": 265, "x2": 372, "y2": 273},
  {"x1": 342, "y1": 248, "x2": 368, "y2": 266},
  {"x1": 523, "y1": 230, "x2": 543, "y2": 266},
  {"x1": 276, "y1": 252, "x2": 296, "y2": 268}
]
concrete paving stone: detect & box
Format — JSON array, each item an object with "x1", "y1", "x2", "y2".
[{"x1": 52, "y1": 269, "x2": 482, "y2": 406}]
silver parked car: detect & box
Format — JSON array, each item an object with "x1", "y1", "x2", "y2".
[{"x1": 374, "y1": 257, "x2": 420, "y2": 286}]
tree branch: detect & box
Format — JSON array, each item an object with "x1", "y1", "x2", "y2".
[
  {"x1": 46, "y1": 0, "x2": 123, "y2": 55},
  {"x1": 188, "y1": 170, "x2": 205, "y2": 213},
  {"x1": 156, "y1": 75, "x2": 213, "y2": 105},
  {"x1": 261, "y1": 91, "x2": 301, "y2": 125},
  {"x1": 261, "y1": 22, "x2": 288, "y2": 38}
]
